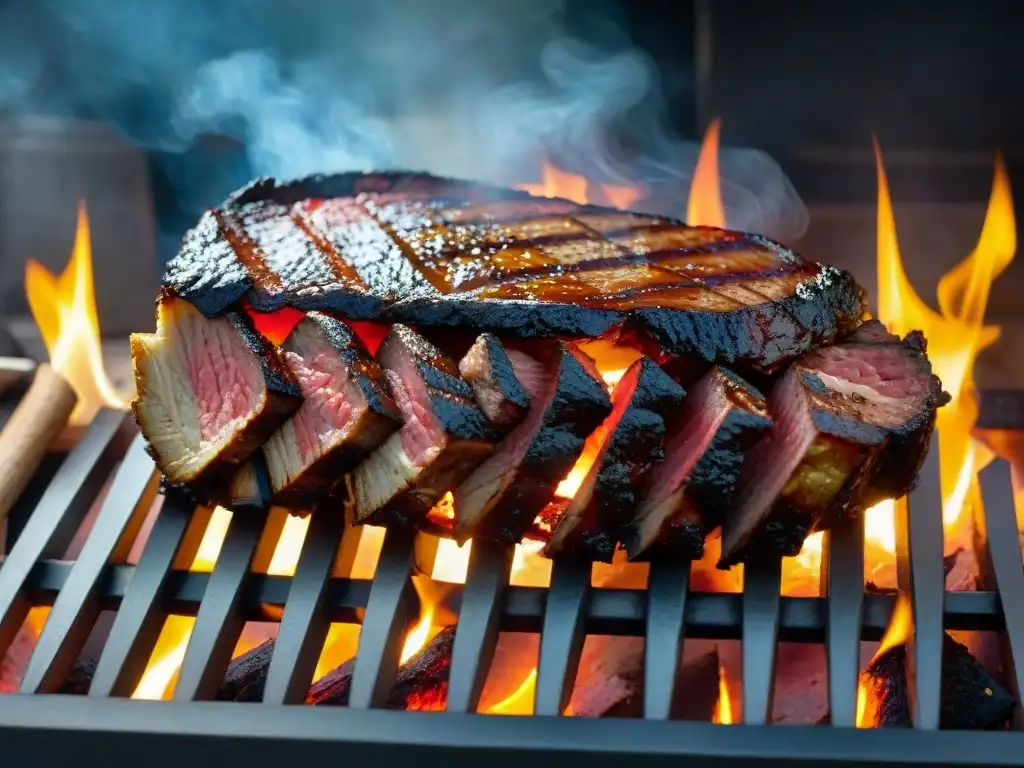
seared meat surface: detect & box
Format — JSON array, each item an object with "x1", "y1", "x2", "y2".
[
  {"x1": 132, "y1": 173, "x2": 947, "y2": 568},
  {"x1": 349, "y1": 324, "x2": 496, "y2": 527},
  {"x1": 130, "y1": 291, "x2": 301, "y2": 488},
  {"x1": 719, "y1": 320, "x2": 948, "y2": 566},
  {"x1": 166, "y1": 172, "x2": 865, "y2": 374}
]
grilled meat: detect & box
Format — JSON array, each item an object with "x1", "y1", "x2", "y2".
[
  {"x1": 223, "y1": 457, "x2": 273, "y2": 513},
  {"x1": 624, "y1": 366, "x2": 771, "y2": 561},
  {"x1": 458, "y1": 333, "x2": 531, "y2": 433},
  {"x1": 165, "y1": 172, "x2": 865, "y2": 374},
  {"x1": 263, "y1": 312, "x2": 402, "y2": 506},
  {"x1": 544, "y1": 357, "x2": 687, "y2": 562},
  {"x1": 130, "y1": 291, "x2": 302, "y2": 488},
  {"x1": 452, "y1": 342, "x2": 612, "y2": 544},
  {"x1": 719, "y1": 320, "x2": 948, "y2": 567},
  {"x1": 349, "y1": 324, "x2": 496, "y2": 527}
]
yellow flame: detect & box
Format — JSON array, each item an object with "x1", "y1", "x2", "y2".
[
  {"x1": 24, "y1": 202, "x2": 124, "y2": 424},
  {"x1": 686, "y1": 119, "x2": 726, "y2": 228},
  {"x1": 713, "y1": 662, "x2": 733, "y2": 724},
  {"x1": 856, "y1": 593, "x2": 914, "y2": 728},
  {"x1": 487, "y1": 668, "x2": 538, "y2": 715}
]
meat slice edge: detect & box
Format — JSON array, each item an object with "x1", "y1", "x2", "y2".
[
  {"x1": 130, "y1": 291, "x2": 302, "y2": 488},
  {"x1": 625, "y1": 366, "x2": 770, "y2": 561},
  {"x1": 262, "y1": 312, "x2": 402, "y2": 507},
  {"x1": 458, "y1": 333, "x2": 531, "y2": 433},
  {"x1": 544, "y1": 357, "x2": 687, "y2": 562},
  {"x1": 453, "y1": 342, "x2": 612, "y2": 544},
  {"x1": 349, "y1": 324, "x2": 496, "y2": 527}
]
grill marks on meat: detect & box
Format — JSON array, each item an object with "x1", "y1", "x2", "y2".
[
  {"x1": 349, "y1": 325, "x2": 496, "y2": 526},
  {"x1": 625, "y1": 367, "x2": 771, "y2": 561},
  {"x1": 458, "y1": 333, "x2": 531, "y2": 433},
  {"x1": 130, "y1": 292, "x2": 302, "y2": 487},
  {"x1": 453, "y1": 342, "x2": 612, "y2": 544},
  {"x1": 168, "y1": 171, "x2": 866, "y2": 373},
  {"x1": 719, "y1": 320, "x2": 948, "y2": 567},
  {"x1": 544, "y1": 357, "x2": 687, "y2": 562},
  {"x1": 262, "y1": 312, "x2": 402, "y2": 506}
]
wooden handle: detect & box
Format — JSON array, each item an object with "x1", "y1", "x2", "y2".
[{"x1": 0, "y1": 364, "x2": 78, "y2": 524}]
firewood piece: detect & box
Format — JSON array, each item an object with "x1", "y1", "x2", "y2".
[
  {"x1": 217, "y1": 639, "x2": 275, "y2": 702},
  {"x1": 859, "y1": 632, "x2": 1014, "y2": 729},
  {"x1": 309, "y1": 626, "x2": 456, "y2": 709},
  {"x1": 601, "y1": 647, "x2": 720, "y2": 720},
  {"x1": 0, "y1": 364, "x2": 77, "y2": 529}
]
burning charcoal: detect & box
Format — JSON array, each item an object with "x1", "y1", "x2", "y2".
[
  {"x1": 453, "y1": 342, "x2": 612, "y2": 544},
  {"x1": 458, "y1": 333, "x2": 531, "y2": 434},
  {"x1": 218, "y1": 639, "x2": 276, "y2": 703},
  {"x1": 262, "y1": 312, "x2": 402, "y2": 507},
  {"x1": 859, "y1": 632, "x2": 1014, "y2": 730},
  {"x1": 625, "y1": 367, "x2": 770, "y2": 562},
  {"x1": 309, "y1": 626, "x2": 457, "y2": 710},
  {"x1": 545, "y1": 357, "x2": 687, "y2": 562},
  {"x1": 57, "y1": 659, "x2": 98, "y2": 696},
  {"x1": 349, "y1": 325, "x2": 496, "y2": 527},
  {"x1": 130, "y1": 291, "x2": 302, "y2": 489},
  {"x1": 719, "y1": 321, "x2": 948, "y2": 567}
]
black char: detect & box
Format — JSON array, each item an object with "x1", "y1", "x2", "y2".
[{"x1": 458, "y1": 332, "x2": 531, "y2": 434}]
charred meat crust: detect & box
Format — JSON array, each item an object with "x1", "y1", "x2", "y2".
[
  {"x1": 350, "y1": 324, "x2": 496, "y2": 527},
  {"x1": 266, "y1": 312, "x2": 403, "y2": 507},
  {"x1": 470, "y1": 342, "x2": 612, "y2": 544},
  {"x1": 543, "y1": 357, "x2": 687, "y2": 562},
  {"x1": 168, "y1": 171, "x2": 866, "y2": 374},
  {"x1": 131, "y1": 291, "x2": 302, "y2": 488},
  {"x1": 458, "y1": 333, "x2": 531, "y2": 433}
]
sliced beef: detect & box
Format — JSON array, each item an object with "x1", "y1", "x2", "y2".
[
  {"x1": 624, "y1": 366, "x2": 771, "y2": 561},
  {"x1": 349, "y1": 324, "x2": 496, "y2": 527},
  {"x1": 452, "y1": 342, "x2": 612, "y2": 544},
  {"x1": 457, "y1": 333, "x2": 530, "y2": 433},
  {"x1": 718, "y1": 320, "x2": 948, "y2": 567},
  {"x1": 262, "y1": 312, "x2": 402, "y2": 506},
  {"x1": 543, "y1": 357, "x2": 687, "y2": 562},
  {"x1": 167, "y1": 172, "x2": 866, "y2": 374},
  {"x1": 130, "y1": 291, "x2": 302, "y2": 488}
]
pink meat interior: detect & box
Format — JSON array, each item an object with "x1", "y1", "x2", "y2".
[
  {"x1": 507, "y1": 349, "x2": 547, "y2": 399},
  {"x1": 638, "y1": 368, "x2": 726, "y2": 515},
  {"x1": 186, "y1": 319, "x2": 261, "y2": 444},
  {"x1": 382, "y1": 350, "x2": 444, "y2": 467},
  {"x1": 282, "y1": 346, "x2": 357, "y2": 466},
  {"x1": 457, "y1": 352, "x2": 554, "y2": 513}
]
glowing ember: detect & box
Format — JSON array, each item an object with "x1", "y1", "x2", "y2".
[{"x1": 24, "y1": 202, "x2": 125, "y2": 424}]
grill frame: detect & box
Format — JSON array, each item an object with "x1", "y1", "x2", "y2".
[{"x1": 0, "y1": 404, "x2": 1021, "y2": 766}]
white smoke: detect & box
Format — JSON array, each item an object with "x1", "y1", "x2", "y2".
[{"x1": 0, "y1": 0, "x2": 808, "y2": 240}]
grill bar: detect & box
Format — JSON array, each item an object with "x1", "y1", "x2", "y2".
[
  {"x1": 18, "y1": 435, "x2": 157, "y2": 693},
  {"x1": 895, "y1": 435, "x2": 945, "y2": 729},
  {"x1": 261, "y1": 506, "x2": 349, "y2": 705},
  {"x1": 446, "y1": 539, "x2": 514, "y2": 714},
  {"x1": 822, "y1": 521, "x2": 865, "y2": 727},
  {"x1": 88, "y1": 496, "x2": 212, "y2": 697},
  {"x1": 741, "y1": 557, "x2": 782, "y2": 724},
  {"x1": 643, "y1": 561, "x2": 690, "y2": 719},
  {"x1": 534, "y1": 559, "x2": 590, "y2": 716}
]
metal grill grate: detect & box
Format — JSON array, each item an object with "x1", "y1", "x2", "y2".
[{"x1": 0, "y1": 408, "x2": 1022, "y2": 767}]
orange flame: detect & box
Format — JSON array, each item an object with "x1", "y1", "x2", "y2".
[
  {"x1": 687, "y1": 119, "x2": 726, "y2": 228},
  {"x1": 712, "y1": 661, "x2": 734, "y2": 724},
  {"x1": 518, "y1": 163, "x2": 642, "y2": 210},
  {"x1": 786, "y1": 142, "x2": 1015, "y2": 593},
  {"x1": 856, "y1": 593, "x2": 913, "y2": 727},
  {"x1": 24, "y1": 202, "x2": 124, "y2": 424}
]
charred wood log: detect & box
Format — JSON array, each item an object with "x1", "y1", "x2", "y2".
[
  {"x1": 217, "y1": 639, "x2": 275, "y2": 702},
  {"x1": 859, "y1": 632, "x2": 1014, "y2": 729},
  {"x1": 58, "y1": 658, "x2": 98, "y2": 695},
  {"x1": 600, "y1": 646, "x2": 720, "y2": 720}
]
